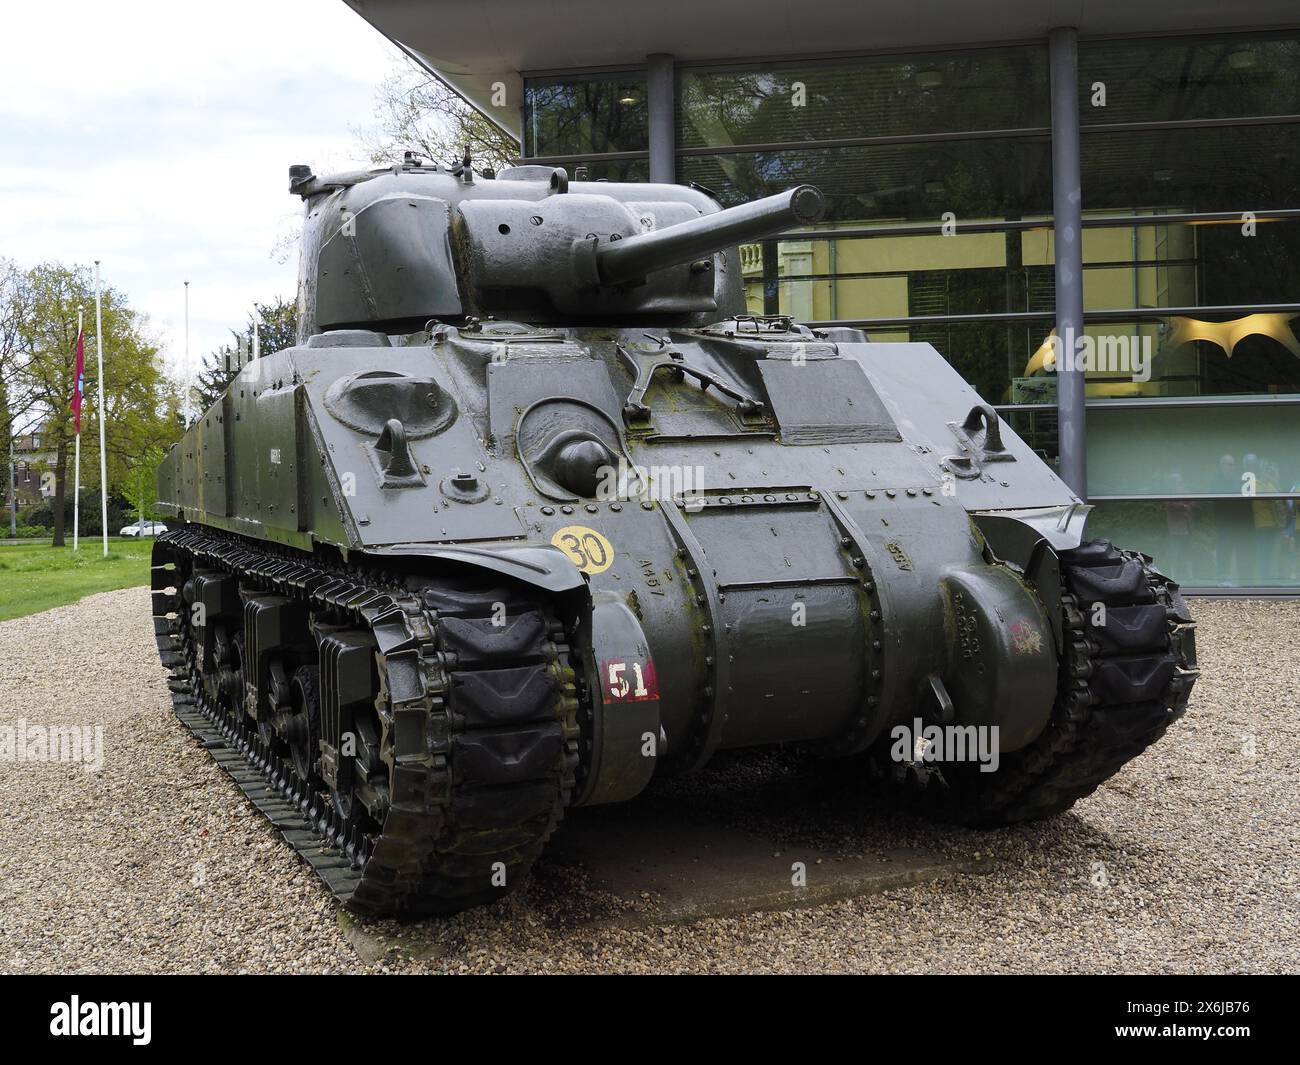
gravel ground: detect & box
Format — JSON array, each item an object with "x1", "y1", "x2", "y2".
[{"x1": 1, "y1": 586, "x2": 1296, "y2": 974}]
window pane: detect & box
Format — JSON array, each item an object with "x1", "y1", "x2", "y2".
[
  {"x1": 1089, "y1": 402, "x2": 1300, "y2": 498},
  {"x1": 524, "y1": 75, "x2": 648, "y2": 157},
  {"x1": 679, "y1": 137, "x2": 1052, "y2": 222},
  {"x1": 1014, "y1": 316, "x2": 1300, "y2": 400},
  {"x1": 1080, "y1": 35, "x2": 1300, "y2": 125},
  {"x1": 1020, "y1": 217, "x2": 1300, "y2": 309},
  {"x1": 751, "y1": 233, "x2": 1053, "y2": 318},
  {"x1": 1081, "y1": 123, "x2": 1300, "y2": 212},
  {"x1": 1088, "y1": 499, "x2": 1299, "y2": 588},
  {"x1": 766, "y1": 217, "x2": 1300, "y2": 323},
  {"x1": 679, "y1": 47, "x2": 1048, "y2": 148},
  {"x1": 1193, "y1": 216, "x2": 1300, "y2": 306}
]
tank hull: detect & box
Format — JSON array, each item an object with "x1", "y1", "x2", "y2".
[
  {"x1": 156, "y1": 324, "x2": 1080, "y2": 785},
  {"x1": 147, "y1": 170, "x2": 1197, "y2": 915}
]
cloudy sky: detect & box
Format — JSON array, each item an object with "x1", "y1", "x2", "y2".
[{"x1": 1, "y1": 0, "x2": 406, "y2": 384}]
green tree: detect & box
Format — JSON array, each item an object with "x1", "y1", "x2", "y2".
[
  {"x1": 192, "y1": 297, "x2": 298, "y2": 410},
  {"x1": 1, "y1": 258, "x2": 35, "y2": 527},
  {"x1": 13, "y1": 262, "x2": 181, "y2": 546},
  {"x1": 123, "y1": 443, "x2": 165, "y2": 524},
  {"x1": 193, "y1": 342, "x2": 239, "y2": 413}
]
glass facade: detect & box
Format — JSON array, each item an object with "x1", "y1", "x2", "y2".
[
  {"x1": 523, "y1": 73, "x2": 649, "y2": 158},
  {"x1": 676, "y1": 48, "x2": 1050, "y2": 144},
  {"x1": 1074, "y1": 34, "x2": 1300, "y2": 591},
  {"x1": 523, "y1": 32, "x2": 1300, "y2": 590}
]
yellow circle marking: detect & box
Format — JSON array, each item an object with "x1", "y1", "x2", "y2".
[{"x1": 551, "y1": 525, "x2": 615, "y2": 575}]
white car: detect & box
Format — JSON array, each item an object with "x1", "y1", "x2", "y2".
[{"x1": 119, "y1": 520, "x2": 168, "y2": 538}]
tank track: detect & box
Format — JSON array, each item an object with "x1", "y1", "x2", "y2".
[
  {"x1": 151, "y1": 527, "x2": 581, "y2": 916},
  {"x1": 876, "y1": 539, "x2": 1199, "y2": 826}
]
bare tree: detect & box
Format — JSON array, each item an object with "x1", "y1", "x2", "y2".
[
  {"x1": 0, "y1": 259, "x2": 37, "y2": 522},
  {"x1": 355, "y1": 61, "x2": 519, "y2": 173},
  {"x1": 0, "y1": 258, "x2": 27, "y2": 374}
]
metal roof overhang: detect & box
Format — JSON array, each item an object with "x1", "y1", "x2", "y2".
[{"x1": 344, "y1": 0, "x2": 1300, "y2": 140}]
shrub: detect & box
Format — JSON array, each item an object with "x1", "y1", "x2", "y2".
[{"x1": 19, "y1": 489, "x2": 132, "y2": 535}]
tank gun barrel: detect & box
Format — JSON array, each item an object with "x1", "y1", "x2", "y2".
[{"x1": 594, "y1": 185, "x2": 825, "y2": 285}]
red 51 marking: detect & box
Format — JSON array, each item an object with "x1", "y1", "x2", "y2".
[{"x1": 602, "y1": 657, "x2": 659, "y2": 702}]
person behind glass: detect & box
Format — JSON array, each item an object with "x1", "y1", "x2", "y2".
[
  {"x1": 1213, "y1": 453, "x2": 1244, "y2": 586},
  {"x1": 1244, "y1": 453, "x2": 1282, "y2": 583},
  {"x1": 1164, "y1": 469, "x2": 1194, "y2": 581},
  {"x1": 1283, "y1": 464, "x2": 1300, "y2": 582}
]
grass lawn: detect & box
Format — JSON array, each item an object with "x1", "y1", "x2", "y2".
[{"x1": 0, "y1": 538, "x2": 156, "y2": 622}]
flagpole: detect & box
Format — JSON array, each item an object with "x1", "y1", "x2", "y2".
[
  {"x1": 94, "y1": 262, "x2": 108, "y2": 557},
  {"x1": 7, "y1": 436, "x2": 15, "y2": 539},
  {"x1": 184, "y1": 280, "x2": 190, "y2": 423},
  {"x1": 73, "y1": 308, "x2": 83, "y2": 551}
]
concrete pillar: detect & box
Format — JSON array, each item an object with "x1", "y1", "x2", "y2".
[
  {"x1": 647, "y1": 53, "x2": 676, "y2": 184},
  {"x1": 1049, "y1": 26, "x2": 1087, "y2": 498}
]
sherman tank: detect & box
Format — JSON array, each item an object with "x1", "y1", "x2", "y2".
[{"x1": 151, "y1": 155, "x2": 1198, "y2": 915}]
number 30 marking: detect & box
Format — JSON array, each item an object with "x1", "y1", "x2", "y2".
[{"x1": 550, "y1": 524, "x2": 615, "y2": 574}]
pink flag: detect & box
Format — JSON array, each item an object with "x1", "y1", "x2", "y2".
[{"x1": 71, "y1": 327, "x2": 85, "y2": 432}]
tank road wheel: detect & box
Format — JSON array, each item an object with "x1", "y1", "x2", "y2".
[
  {"x1": 874, "y1": 540, "x2": 1198, "y2": 827},
  {"x1": 227, "y1": 630, "x2": 283, "y2": 753},
  {"x1": 282, "y1": 665, "x2": 323, "y2": 786},
  {"x1": 212, "y1": 624, "x2": 245, "y2": 719},
  {"x1": 329, "y1": 692, "x2": 385, "y2": 843}
]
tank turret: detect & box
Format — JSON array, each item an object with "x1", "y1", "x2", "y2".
[{"x1": 290, "y1": 159, "x2": 822, "y2": 338}]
